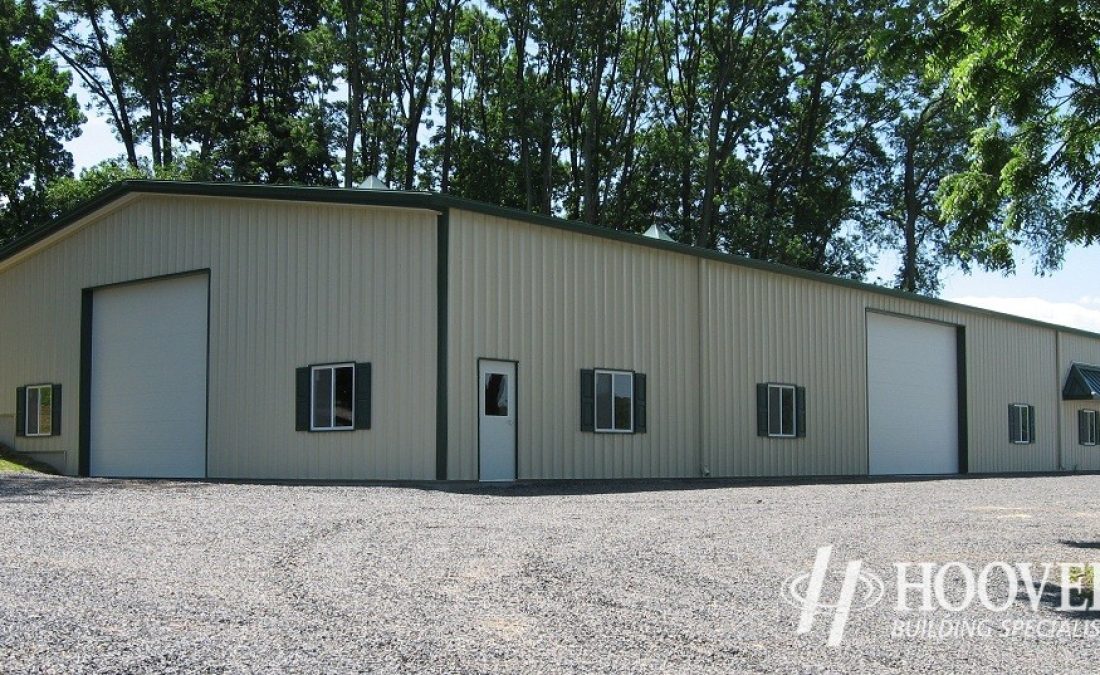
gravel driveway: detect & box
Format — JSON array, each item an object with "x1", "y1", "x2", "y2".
[{"x1": 2, "y1": 473, "x2": 1100, "y2": 673}]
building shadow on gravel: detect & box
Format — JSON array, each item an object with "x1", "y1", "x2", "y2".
[
  {"x1": 1061, "y1": 539, "x2": 1100, "y2": 550},
  {"x1": 1018, "y1": 579, "x2": 1100, "y2": 620}
]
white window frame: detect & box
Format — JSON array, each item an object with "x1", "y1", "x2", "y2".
[
  {"x1": 25, "y1": 384, "x2": 53, "y2": 437},
  {"x1": 1083, "y1": 410, "x2": 1098, "y2": 447},
  {"x1": 767, "y1": 383, "x2": 797, "y2": 438},
  {"x1": 310, "y1": 363, "x2": 355, "y2": 432},
  {"x1": 594, "y1": 369, "x2": 634, "y2": 433},
  {"x1": 1011, "y1": 403, "x2": 1031, "y2": 444}
]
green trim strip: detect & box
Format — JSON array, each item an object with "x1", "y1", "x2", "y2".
[
  {"x1": 436, "y1": 207, "x2": 449, "y2": 480},
  {"x1": 5, "y1": 179, "x2": 1100, "y2": 342}
]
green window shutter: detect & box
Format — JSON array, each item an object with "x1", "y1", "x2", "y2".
[
  {"x1": 1080, "y1": 410, "x2": 1089, "y2": 445},
  {"x1": 15, "y1": 387, "x2": 25, "y2": 437},
  {"x1": 354, "y1": 362, "x2": 372, "y2": 430},
  {"x1": 295, "y1": 367, "x2": 311, "y2": 431},
  {"x1": 579, "y1": 369, "x2": 595, "y2": 432},
  {"x1": 756, "y1": 384, "x2": 769, "y2": 437},
  {"x1": 1028, "y1": 405, "x2": 1036, "y2": 444},
  {"x1": 1008, "y1": 405, "x2": 1018, "y2": 443},
  {"x1": 51, "y1": 384, "x2": 62, "y2": 436},
  {"x1": 633, "y1": 373, "x2": 647, "y2": 434},
  {"x1": 796, "y1": 386, "x2": 807, "y2": 438}
]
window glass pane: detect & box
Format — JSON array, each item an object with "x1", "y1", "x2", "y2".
[
  {"x1": 484, "y1": 373, "x2": 508, "y2": 416},
  {"x1": 333, "y1": 367, "x2": 354, "y2": 428},
  {"x1": 768, "y1": 386, "x2": 782, "y2": 435},
  {"x1": 595, "y1": 373, "x2": 613, "y2": 430},
  {"x1": 781, "y1": 387, "x2": 795, "y2": 436},
  {"x1": 26, "y1": 388, "x2": 39, "y2": 436},
  {"x1": 613, "y1": 373, "x2": 633, "y2": 431},
  {"x1": 38, "y1": 387, "x2": 52, "y2": 436},
  {"x1": 313, "y1": 368, "x2": 333, "y2": 429}
]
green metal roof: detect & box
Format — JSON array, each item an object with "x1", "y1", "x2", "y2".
[
  {"x1": 1064, "y1": 363, "x2": 1100, "y2": 400},
  {"x1": 3, "y1": 179, "x2": 1100, "y2": 341}
]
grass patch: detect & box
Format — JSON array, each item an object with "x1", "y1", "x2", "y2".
[
  {"x1": 0, "y1": 445, "x2": 57, "y2": 474},
  {"x1": 1071, "y1": 566, "x2": 1095, "y2": 602}
]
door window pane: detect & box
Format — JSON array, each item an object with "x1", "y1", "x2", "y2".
[
  {"x1": 484, "y1": 373, "x2": 508, "y2": 416},
  {"x1": 333, "y1": 366, "x2": 354, "y2": 428},
  {"x1": 595, "y1": 372, "x2": 613, "y2": 431}
]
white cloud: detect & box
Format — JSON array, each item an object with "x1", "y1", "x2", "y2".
[{"x1": 948, "y1": 296, "x2": 1100, "y2": 334}]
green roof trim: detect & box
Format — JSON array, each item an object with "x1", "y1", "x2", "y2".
[
  {"x1": 4, "y1": 179, "x2": 1100, "y2": 341},
  {"x1": 1063, "y1": 363, "x2": 1100, "y2": 400}
]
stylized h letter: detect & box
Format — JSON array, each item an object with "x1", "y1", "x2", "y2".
[{"x1": 797, "y1": 545, "x2": 864, "y2": 646}]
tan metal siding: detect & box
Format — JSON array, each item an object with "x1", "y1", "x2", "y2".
[
  {"x1": 446, "y1": 209, "x2": 701, "y2": 480},
  {"x1": 0, "y1": 195, "x2": 437, "y2": 479},
  {"x1": 449, "y1": 206, "x2": 1087, "y2": 479},
  {"x1": 1057, "y1": 332, "x2": 1100, "y2": 471}
]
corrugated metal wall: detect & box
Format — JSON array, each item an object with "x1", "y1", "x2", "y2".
[
  {"x1": 445, "y1": 210, "x2": 702, "y2": 480},
  {"x1": 0, "y1": 195, "x2": 438, "y2": 479},
  {"x1": 1058, "y1": 333, "x2": 1100, "y2": 471},
  {"x1": 448, "y1": 207, "x2": 1090, "y2": 479}
]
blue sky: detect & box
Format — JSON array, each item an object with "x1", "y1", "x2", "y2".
[{"x1": 62, "y1": 88, "x2": 1100, "y2": 333}]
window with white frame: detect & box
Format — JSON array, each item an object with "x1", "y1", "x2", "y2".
[
  {"x1": 768, "y1": 384, "x2": 796, "y2": 438},
  {"x1": 595, "y1": 369, "x2": 633, "y2": 432},
  {"x1": 311, "y1": 364, "x2": 355, "y2": 431},
  {"x1": 1009, "y1": 403, "x2": 1034, "y2": 444},
  {"x1": 1081, "y1": 410, "x2": 1098, "y2": 446},
  {"x1": 24, "y1": 385, "x2": 53, "y2": 437}
]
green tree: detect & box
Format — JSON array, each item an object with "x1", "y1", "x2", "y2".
[
  {"x1": 0, "y1": 0, "x2": 83, "y2": 243},
  {"x1": 934, "y1": 0, "x2": 1100, "y2": 273}
]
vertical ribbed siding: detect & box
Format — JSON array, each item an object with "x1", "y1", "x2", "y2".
[
  {"x1": 861, "y1": 295, "x2": 1058, "y2": 473},
  {"x1": 446, "y1": 210, "x2": 701, "y2": 480},
  {"x1": 0, "y1": 195, "x2": 437, "y2": 479},
  {"x1": 448, "y1": 207, "x2": 1088, "y2": 479},
  {"x1": 1057, "y1": 332, "x2": 1100, "y2": 471},
  {"x1": 700, "y1": 265, "x2": 870, "y2": 477}
]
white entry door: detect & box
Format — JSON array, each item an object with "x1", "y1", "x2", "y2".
[
  {"x1": 479, "y1": 360, "x2": 516, "y2": 481},
  {"x1": 867, "y1": 312, "x2": 959, "y2": 475},
  {"x1": 89, "y1": 273, "x2": 209, "y2": 478}
]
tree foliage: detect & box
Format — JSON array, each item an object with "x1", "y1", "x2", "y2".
[
  {"x1": 2, "y1": 0, "x2": 1097, "y2": 292},
  {"x1": 0, "y1": 0, "x2": 83, "y2": 242}
]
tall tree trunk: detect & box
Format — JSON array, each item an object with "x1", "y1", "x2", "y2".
[{"x1": 342, "y1": 0, "x2": 363, "y2": 188}]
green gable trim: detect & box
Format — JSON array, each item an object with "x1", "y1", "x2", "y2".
[
  {"x1": 1064, "y1": 363, "x2": 1100, "y2": 400},
  {"x1": 5, "y1": 179, "x2": 1100, "y2": 343}
]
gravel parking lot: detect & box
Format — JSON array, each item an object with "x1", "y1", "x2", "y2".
[{"x1": 2, "y1": 473, "x2": 1100, "y2": 673}]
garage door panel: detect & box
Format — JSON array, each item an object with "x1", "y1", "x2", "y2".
[
  {"x1": 868, "y1": 313, "x2": 959, "y2": 475},
  {"x1": 89, "y1": 274, "x2": 208, "y2": 478}
]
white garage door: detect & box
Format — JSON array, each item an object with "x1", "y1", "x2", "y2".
[
  {"x1": 90, "y1": 274, "x2": 208, "y2": 478},
  {"x1": 867, "y1": 313, "x2": 959, "y2": 475}
]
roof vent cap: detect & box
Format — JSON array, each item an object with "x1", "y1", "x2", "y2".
[
  {"x1": 644, "y1": 224, "x2": 675, "y2": 242},
  {"x1": 358, "y1": 176, "x2": 389, "y2": 190}
]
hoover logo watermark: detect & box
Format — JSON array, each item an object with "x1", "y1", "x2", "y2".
[
  {"x1": 782, "y1": 546, "x2": 1100, "y2": 646},
  {"x1": 782, "y1": 546, "x2": 885, "y2": 646}
]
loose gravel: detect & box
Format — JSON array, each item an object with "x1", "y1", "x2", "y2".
[{"x1": 2, "y1": 473, "x2": 1100, "y2": 673}]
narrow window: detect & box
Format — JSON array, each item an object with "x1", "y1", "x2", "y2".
[
  {"x1": 1010, "y1": 404, "x2": 1032, "y2": 444},
  {"x1": 311, "y1": 364, "x2": 355, "y2": 431},
  {"x1": 25, "y1": 385, "x2": 52, "y2": 437},
  {"x1": 1082, "y1": 410, "x2": 1098, "y2": 447},
  {"x1": 768, "y1": 384, "x2": 796, "y2": 438},
  {"x1": 594, "y1": 369, "x2": 633, "y2": 433}
]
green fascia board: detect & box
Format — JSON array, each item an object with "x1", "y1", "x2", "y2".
[
  {"x1": 5, "y1": 179, "x2": 1100, "y2": 343},
  {"x1": 1063, "y1": 363, "x2": 1100, "y2": 400}
]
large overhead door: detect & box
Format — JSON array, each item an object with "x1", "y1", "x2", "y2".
[
  {"x1": 89, "y1": 273, "x2": 208, "y2": 478},
  {"x1": 867, "y1": 312, "x2": 959, "y2": 475}
]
